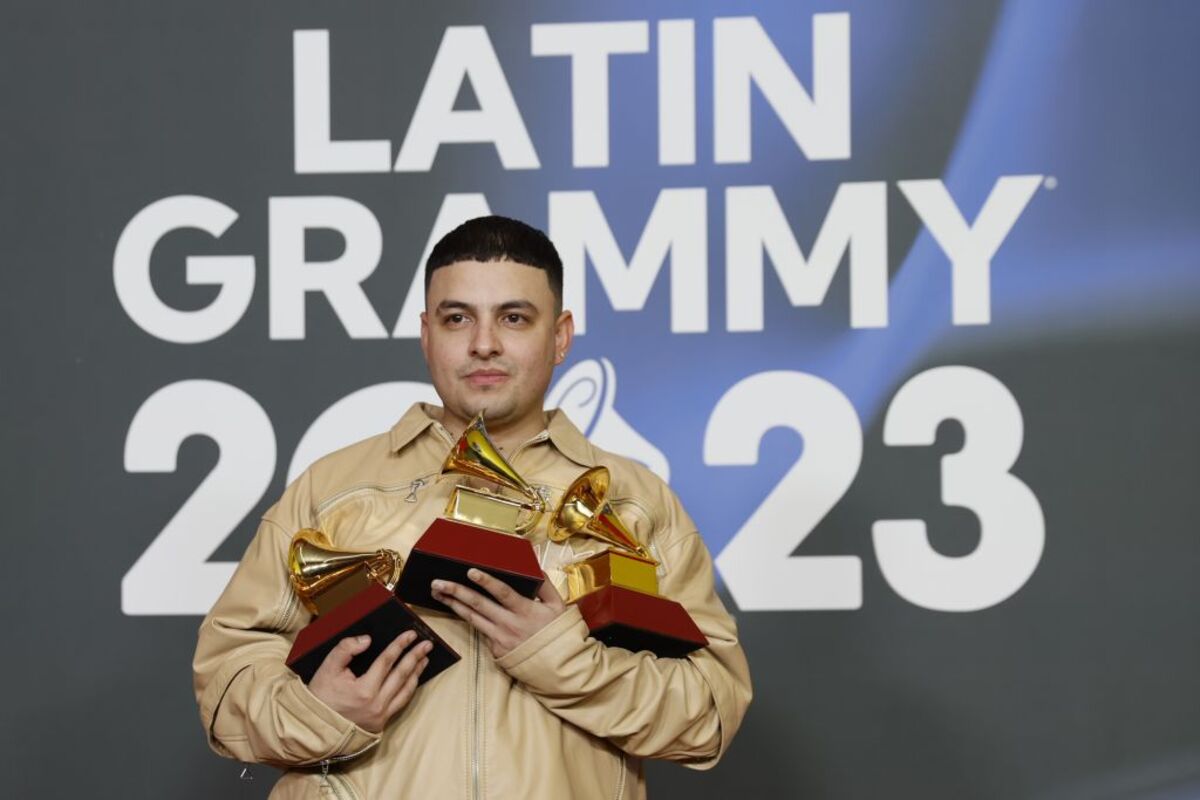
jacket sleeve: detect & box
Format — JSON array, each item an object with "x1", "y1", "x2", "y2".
[
  {"x1": 192, "y1": 473, "x2": 380, "y2": 766},
  {"x1": 495, "y1": 486, "x2": 753, "y2": 768}
]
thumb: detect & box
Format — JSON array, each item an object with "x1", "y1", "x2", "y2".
[{"x1": 322, "y1": 634, "x2": 371, "y2": 672}]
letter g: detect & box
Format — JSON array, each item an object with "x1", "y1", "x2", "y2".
[{"x1": 114, "y1": 195, "x2": 254, "y2": 343}]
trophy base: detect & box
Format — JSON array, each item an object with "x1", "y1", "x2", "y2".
[
  {"x1": 286, "y1": 582, "x2": 460, "y2": 684},
  {"x1": 575, "y1": 584, "x2": 708, "y2": 658},
  {"x1": 397, "y1": 518, "x2": 543, "y2": 613}
]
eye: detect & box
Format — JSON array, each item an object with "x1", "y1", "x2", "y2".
[
  {"x1": 502, "y1": 312, "x2": 530, "y2": 326},
  {"x1": 443, "y1": 313, "x2": 470, "y2": 327}
]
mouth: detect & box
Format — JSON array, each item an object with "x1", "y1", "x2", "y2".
[{"x1": 463, "y1": 369, "x2": 510, "y2": 388}]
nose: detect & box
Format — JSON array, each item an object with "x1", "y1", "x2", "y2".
[{"x1": 469, "y1": 318, "x2": 502, "y2": 359}]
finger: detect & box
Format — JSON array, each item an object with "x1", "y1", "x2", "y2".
[
  {"x1": 535, "y1": 577, "x2": 564, "y2": 609},
  {"x1": 318, "y1": 634, "x2": 371, "y2": 674},
  {"x1": 467, "y1": 568, "x2": 520, "y2": 609},
  {"x1": 383, "y1": 659, "x2": 427, "y2": 718},
  {"x1": 433, "y1": 580, "x2": 513, "y2": 627},
  {"x1": 379, "y1": 639, "x2": 433, "y2": 700},
  {"x1": 433, "y1": 585, "x2": 504, "y2": 642},
  {"x1": 360, "y1": 630, "x2": 418, "y2": 688}
]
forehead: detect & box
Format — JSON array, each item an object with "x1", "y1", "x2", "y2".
[{"x1": 426, "y1": 259, "x2": 555, "y2": 307}]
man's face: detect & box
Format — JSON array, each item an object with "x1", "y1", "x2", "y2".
[{"x1": 420, "y1": 259, "x2": 572, "y2": 436}]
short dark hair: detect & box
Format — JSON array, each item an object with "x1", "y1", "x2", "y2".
[{"x1": 425, "y1": 215, "x2": 563, "y2": 309}]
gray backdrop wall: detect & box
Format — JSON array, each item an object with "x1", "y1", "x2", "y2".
[{"x1": 4, "y1": 1, "x2": 1199, "y2": 797}]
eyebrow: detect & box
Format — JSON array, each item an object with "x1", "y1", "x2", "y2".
[
  {"x1": 435, "y1": 299, "x2": 539, "y2": 314},
  {"x1": 497, "y1": 300, "x2": 538, "y2": 313}
]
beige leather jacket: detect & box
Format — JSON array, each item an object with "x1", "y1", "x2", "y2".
[{"x1": 193, "y1": 404, "x2": 752, "y2": 799}]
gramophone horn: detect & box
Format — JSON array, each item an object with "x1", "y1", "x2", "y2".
[
  {"x1": 550, "y1": 467, "x2": 653, "y2": 562},
  {"x1": 288, "y1": 529, "x2": 403, "y2": 615},
  {"x1": 441, "y1": 412, "x2": 545, "y2": 532}
]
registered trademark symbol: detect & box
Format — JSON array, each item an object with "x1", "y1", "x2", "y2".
[{"x1": 1043, "y1": 176, "x2": 1058, "y2": 190}]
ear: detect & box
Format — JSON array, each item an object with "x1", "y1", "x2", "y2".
[
  {"x1": 553, "y1": 310, "x2": 574, "y2": 364},
  {"x1": 419, "y1": 311, "x2": 430, "y2": 360}
]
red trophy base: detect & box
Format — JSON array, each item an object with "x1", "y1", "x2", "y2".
[
  {"x1": 575, "y1": 585, "x2": 708, "y2": 658},
  {"x1": 286, "y1": 582, "x2": 459, "y2": 684},
  {"x1": 396, "y1": 518, "x2": 543, "y2": 613}
]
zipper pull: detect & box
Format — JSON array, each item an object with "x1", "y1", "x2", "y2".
[
  {"x1": 405, "y1": 478, "x2": 425, "y2": 503},
  {"x1": 320, "y1": 760, "x2": 331, "y2": 788}
]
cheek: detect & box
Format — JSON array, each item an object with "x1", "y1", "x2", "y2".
[
  {"x1": 516, "y1": 341, "x2": 556, "y2": 382},
  {"x1": 426, "y1": 336, "x2": 461, "y2": 376},
  {"x1": 512, "y1": 335, "x2": 550, "y2": 364}
]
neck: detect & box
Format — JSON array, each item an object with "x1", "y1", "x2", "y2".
[{"x1": 437, "y1": 407, "x2": 546, "y2": 452}]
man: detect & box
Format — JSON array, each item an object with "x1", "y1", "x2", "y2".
[{"x1": 193, "y1": 215, "x2": 752, "y2": 799}]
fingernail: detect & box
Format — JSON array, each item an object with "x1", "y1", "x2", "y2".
[
  {"x1": 467, "y1": 568, "x2": 482, "y2": 581},
  {"x1": 358, "y1": 635, "x2": 370, "y2": 643},
  {"x1": 431, "y1": 579, "x2": 445, "y2": 591}
]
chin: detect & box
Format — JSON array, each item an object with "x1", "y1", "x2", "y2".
[
  {"x1": 480, "y1": 406, "x2": 517, "y2": 425},
  {"x1": 460, "y1": 396, "x2": 514, "y2": 423}
]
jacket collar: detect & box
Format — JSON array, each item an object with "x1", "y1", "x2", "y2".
[
  {"x1": 388, "y1": 402, "x2": 598, "y2": 468},
  {"x1": 388, "y1": 403, "x2": 439, "y2": 453},
  {"x1": 545, "y1": 407, "x2": 598, "y2": 468}
]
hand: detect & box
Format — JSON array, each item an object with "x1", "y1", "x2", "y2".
[
  {"x1": 431, "y1": 569, "x2": 566, "y2": 659},
  {"x1": 307, "y1": 630, "x2": 433, "y2": 733}
]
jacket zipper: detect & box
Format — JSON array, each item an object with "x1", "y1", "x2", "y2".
[
  {"x1": 319, "y1": 759, "x2": 363, "y2": 800},
  {"x1": 466, "y1": 431, "x2": 546, "y2": 800},
  {"x1": 318, "y1": 741, "x2": 377, "y2": 766},
  {"x1": 316, "y1": 474, "x2": 437, "y2": 515},
  {"x1": 278, "y1": 590, "x2": 301, "y2": 633},
  {"x1": 329, "y1": 772, "x2": 358, "y2": 800},
  {"x1": 466, "y1": 430, "x2": 545, "y2": 800},
  {"x1": 475, "y1": 427, "x2": 541, "y2": 800},
  {"x1": 471, "y1": 628, "x2": 482, "y2": 800},
  {"x1": 612, "y1": 756, "x2": 626, "y2": 800}
]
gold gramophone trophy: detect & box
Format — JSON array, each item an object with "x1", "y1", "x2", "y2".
[
  {"x1": 551, "y1": 467, "x2": 707, "y2": 658},
  {"x1": 284, "y1": 529, "x2": 459, "y2": 683},
  {"x1": 396, "y1": 413, "x2": 545, "y2": 612}
]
